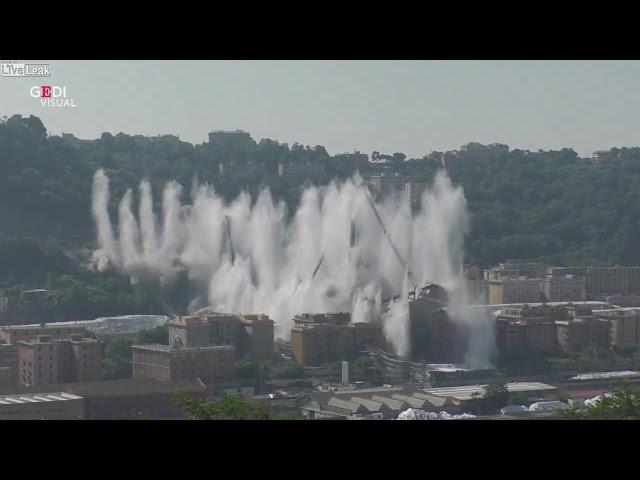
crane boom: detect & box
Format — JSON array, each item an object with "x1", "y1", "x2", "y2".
[
  {"x1": 311, "y1": 254, "x2": 324, "y2": 280},
  {"x1": 224, "y1": 215, "x2": 235, "y2": 265},
  {"x1": 365, "y1": 190, "x2": 418, "y2": 292}
]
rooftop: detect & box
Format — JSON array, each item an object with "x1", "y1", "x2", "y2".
[
  {"x1": 327, "y1": 397, "x2": 365, "y2": 414},
  {"x1": 64, "y1": 378, "x2": 206, "y2": 398},
  {"x1": 423, "y1": 382, "x2": 557, "y2": 401},
  {"x1": 1, "y1": 324, "x2": 87, "y2": 331},
  {"x1": 0, "y1": 392, "x2": 82, "y2": 405},
  {"x1": 210, "y1": 130, "x2": 250, "y2": 135},
  {"x1": 169, "y1": 313, "x2": 242, "y2": 326},
  {"x1": 132, "y1": 343, "x2": 235, "y2": 353},
  {"x1": 570, "y1": 371, "x2": 640, "y2": 381}
]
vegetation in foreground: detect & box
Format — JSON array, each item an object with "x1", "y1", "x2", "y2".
[
  {"x1": 560, "y1": 388, "x2": 640, "y2": 420},
  {"x1": 173, "y1": 393, "x2": 305, "y2": 420}
]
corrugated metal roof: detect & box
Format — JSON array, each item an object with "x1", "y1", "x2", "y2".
[
  {"x1": 391, "y1": 393, "x2": 429, "y2": 408},
  {"x1": 412, "y1": 392, "x2": 457, "y2": 406},
  {"x1": 327, "y1": 397, "x2": 364, "y2": 413},
  {"x1": 423, "y1": 382, "x2": 556, "y2": 401},
  {"x1": 350, "y1": 397, "x2": 387, "y2": 412},
  {"x1": 371, "y1": 395, "x2": 406, "y2": 410},
  {"x1": 0, "y1": 392, "x2": 83, "y2": 404}
]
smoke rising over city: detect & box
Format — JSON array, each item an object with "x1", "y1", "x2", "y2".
[{"x1": 91, "y1": 169, "x2": 494, "y2": 365}]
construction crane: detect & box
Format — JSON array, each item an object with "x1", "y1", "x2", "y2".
[
  {"x1": 364, "y1": 189, "x2": 418, "y2": 293},
  {"x1": 310, "y1": 218, "x2": 357, "y2": 282},
  {"x1": 223, "y1": 215, "x2": 235, "y2": 265},
  {"x1": 311, "y1": 254, "x2": 324, "y2": 280},
  {"x1": 309, "y1": 191, "x2": 419, "y2": 297}
]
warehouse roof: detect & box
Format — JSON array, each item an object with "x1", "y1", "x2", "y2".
[
  {"x1": 391, "y1": 393, "x2": 431, "y2": 409},
  {"x1": 423, "y1": 382, "x2": 556, "y2": 401},
  {"x1": 350, "y1": 396, "x2": 387, "y2": 412},
  {"x1": 0, "y1": 392, "x2": 82, "y2": 405},
  {"x1": 371, "y1": 395, "x2": 406, "y2": 410},
  {"x1": 64, "y1": 378, "x2": 207, "y2": 398},
  {"x1": 327, "y1": 397, "x2": 366, "y2": 414}
]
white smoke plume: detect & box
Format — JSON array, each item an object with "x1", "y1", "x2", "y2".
[{"x1": 90, "y1": 169, "x2": 491, "y2": 362}]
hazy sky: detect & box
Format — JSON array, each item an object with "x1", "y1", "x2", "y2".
[{"x1": 2, "y1": 60, "x2": 639, "y2": 157}]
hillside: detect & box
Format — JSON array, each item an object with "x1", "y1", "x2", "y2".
[{"x1": 1, "y1": 114, "x2": 640, "y2": 270}]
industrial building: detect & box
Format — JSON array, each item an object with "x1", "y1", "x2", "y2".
[
  {"x1": 301, "y1": 385, "x2": 462, "y2": 420},
  {"x1": 423, "y1": 382, "x2": 558, "y2": 402},
  {"x1": 64, "y1": 378, "x2": 206, "y2": 419},
  {"x1": 131, "y1": 343, "x2": 236, "y2": 382},
  {"x1": 0, "y1": 391, "x2": 85, "y2": 420},
  {"x1": 0, "y1": 378, "x2": 207, "y2": 420}
]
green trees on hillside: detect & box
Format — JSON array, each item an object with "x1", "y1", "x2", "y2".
[{"x1": 2, "y1": 114, "x2": 640, "y2": 268}]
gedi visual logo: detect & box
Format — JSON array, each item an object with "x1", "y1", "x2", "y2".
[{"x1": 30, "y1": 85, "x2": 77, "y2": 108}]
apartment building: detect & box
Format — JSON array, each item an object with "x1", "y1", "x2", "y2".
[
  {"x1": 168, "y1": 312, "x2": 274, "y2": 360},
  {"x1": 496, "y1": 304, "x2": 570, "y2": 352},
  {"x1": 0, "y1": 294, "x2": 8, "y2": 315},
  {"x1": 595, "y1": 308, "x2": 640, "y2": 348},
  {"x1": 548, "y1": 267, "x2": 640, "y2": 296},
  {"x1": 464, "y1": 266, "x2": 487, "y2": 303},
  {"x1": 238, "y1": 314, "x2": 275, "y2": 361},
  {"x1": 488, "y1": 277, "x2": 544, "y2": 304},
  {"x1": 18, "y1": 334, "x2": 102, "y2": 387},
  {"x1": 542, "y1": 275, "x2": 586, "y2": 302},
  {"x1": 486, "y1": 261, "x2": 548, "y2": 281},
  {"x1": 556, "y1": 318, "x2": 611, "y2": 352},
  {"x1": 131, "y1": 344, "x2": 236, "y2": 382},
  {"x1": 0, "y1": 341, "x2": 18, "y2": 387},
  {"x1": 290, "y1": 313, "x2": 384, "y2": 366},
  {"x1": 0, "y1": 323, "x2": 89, "y2": 344}
]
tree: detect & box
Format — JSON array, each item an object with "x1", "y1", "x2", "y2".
[
  {"x1": 482, "y1": 382, "x2": 509, "y2": 406},
  {"x1": 102, "y1": 335, "x2": 134, "y2": 379},
  {"x1": 469, "y1": 382, "x2": 509, "y2": 414},
  {"x1": 135, "y1": 324, "x2": 168, "y2": 345},
  {"x1": 173, "y1": 394, "x2": 272, "y2": 420},
  {"x1": 560, "y1": 388, "x2": 640, "y2": 420},
  {"x1": 236, "y1": 357, "x2": 259, "y2": 379}
]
